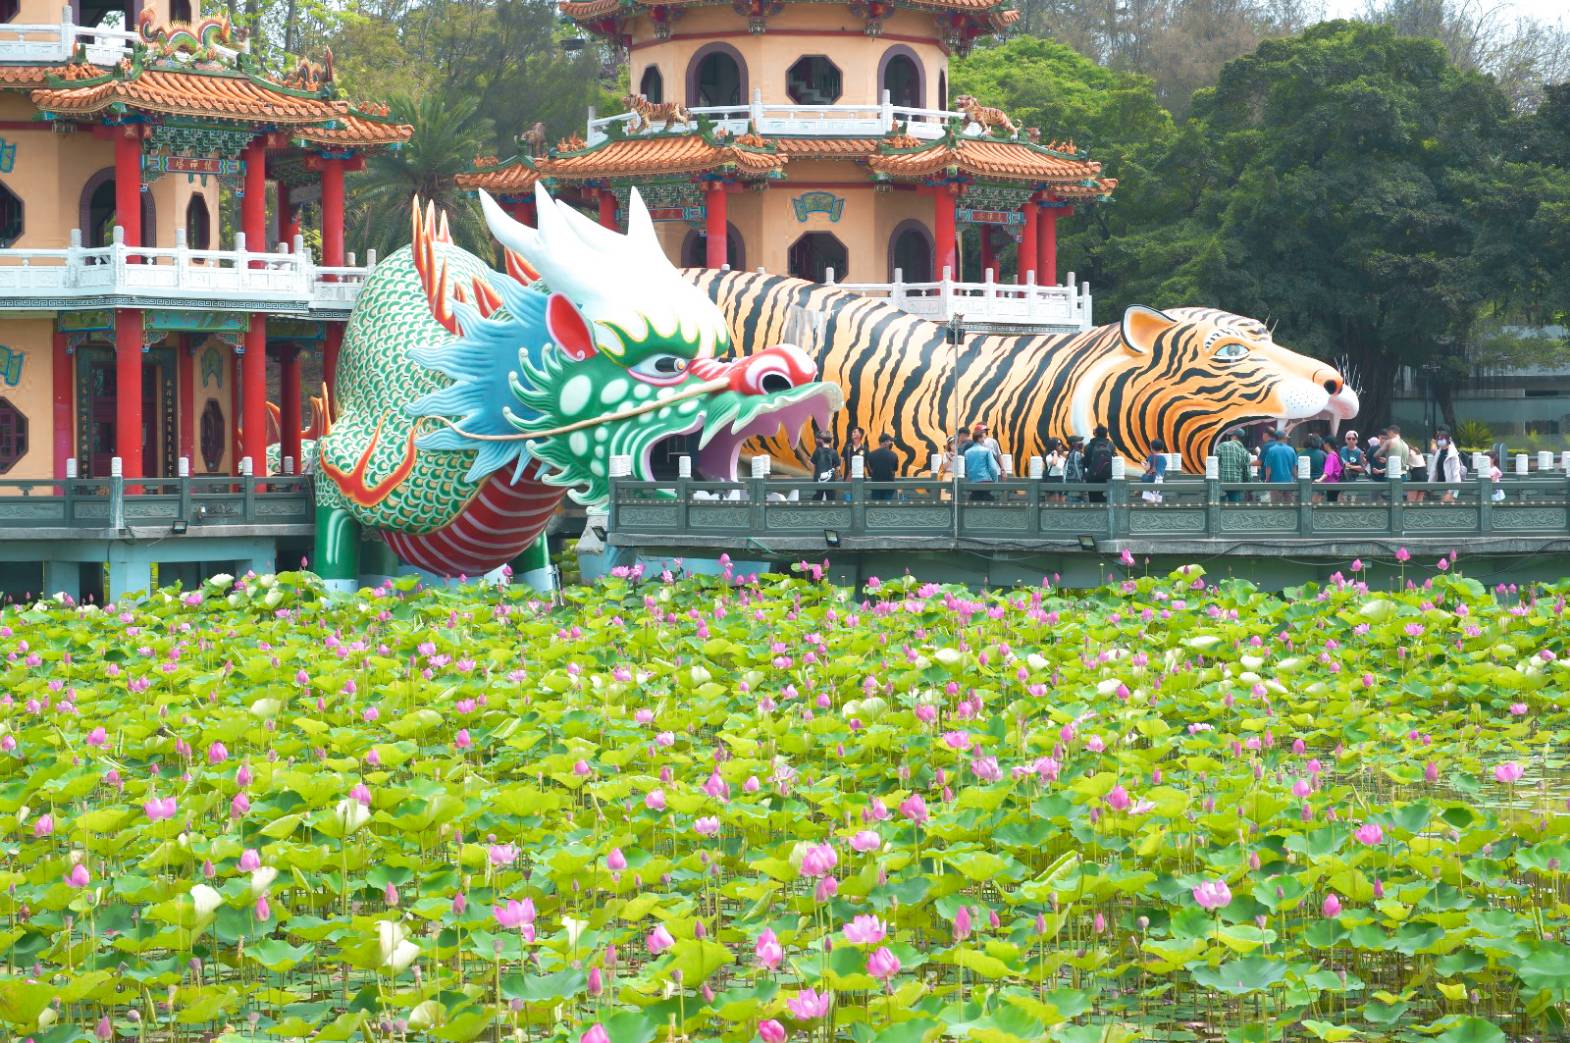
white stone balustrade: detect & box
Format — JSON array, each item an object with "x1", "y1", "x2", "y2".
[
  {"x1": 833, "y1": 265, "x2": 1093, "y2": 330},
  {"x1": 588, "y1": 88, "x2": 1002, "y2": 146},
  {"x1": 0, "y1": 227, "x2": 375, "y2": 313}
]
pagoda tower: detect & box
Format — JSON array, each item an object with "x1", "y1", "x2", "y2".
[{"x1": 460, "y1": 0, "x2": 1114, "y2": 330}]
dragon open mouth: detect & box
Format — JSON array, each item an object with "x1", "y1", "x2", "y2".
[{"x1": 641, "y1": 383, "x2": 842, "y2": 482}]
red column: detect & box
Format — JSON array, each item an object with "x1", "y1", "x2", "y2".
[
  {"x1": 1037, "y1": 203, "x2": 1058, "y2": 287},
  {"x1": 242, "y1": 141, "x2": 268, "y2": 474},
  {"x1": 979, "y1": 226, "x2": 997, "y2": 280},
  {"x1": 321, "y1": 158, "x2": 345, "y2": 270},
  {"x1": 704, "y1": 183, "x2": 728, "y2": 269},
  {"x1": 113, "y1": 125, "x2": 144, "y2": 479},
  {"x1": 177, "y1": 335, "x2": 195, "y2": 467},
  {"x1": 52, "y1": 331, "x2": 71, "y2": 480},
  {"x1": 933, "y1": 187, "x2": 957, "y2": 280},
  {"x1": 1018, "y1": 197, "x2": 1038, "y2": 284},
  {"x1": 323, "y1": 324, "x2": 343, "y2": 398},
  {"x1": 115, "y1": 310, "x2": 143, "y2": 479},
  {"x1": 280, "y1": 346, "x2": 302, "y2": 474},
  {"x1": 230, "y1": 354, "x2": 241, "y2": 471},
  {"x1": 507, "y1": 199, "x2": 537, "y2": 227},
  {"x1": 278, "y1": 183, "x2": 299, "y2": 247},
  {"x1": 598, "y1": 189, "x2": 618, "y2": 230},
  {"x1": 114, "y1": 126, "x2": 141, "y2": 248}
]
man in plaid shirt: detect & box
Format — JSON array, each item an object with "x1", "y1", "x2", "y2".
[{"x1": 1216, "y1": 428, "x2": 1251, "y2": 502}]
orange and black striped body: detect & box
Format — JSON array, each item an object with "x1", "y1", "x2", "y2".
[{"x1": 690, "y1": 270, "x2": 1358, "y2": 474}]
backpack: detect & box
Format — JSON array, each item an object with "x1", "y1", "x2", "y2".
[
  {"x1": 1064, "y1": 450, "x2": 1085, "y2": 482},
  {"x1": 1087, "y1": 440, "x2": 1114, "y2": 481}
]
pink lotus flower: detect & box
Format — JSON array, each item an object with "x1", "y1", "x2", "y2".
[
  {"x1": 454, "y1": 729, "x2": 472, "y2": 750},
  {"x1": 66, "y1": 863, "x2": 90, "y2": 887},
  {"x1": 1495, "y1": 761, "x2": 1524, "y2": 784},
  {"x1": 842, "y1": 914, "x2": 887, "y2": 945},
  {"x1": 230, "y1": 793, "x2": 250, "y2": 818},
  {"x1": 646, "y1": 924, "x2": 675, "y2": 954},
  {"x1": 451, "y1": 892, "x2": 467, "y2": 916},
  {"x1": 1105, "y1": 785, "x2": 1131, "y2": 812},
  {"x1": 1192, "y1": 879, "x2": 1232, "y2": 910},
  {"x1": 952, "y1": 905, "x2": 973, "y2": 941},
  {"x1": 755, "y1": 928, "x2": 784, "y2": 971},
  {"x1": 489, "y1": 844, "x2": 519, "y2": 866},
  {"x1": 1321, "y1": 893, "x2": 1341, "y2": 918},
  {"x1": 255, "y1": 896, "x2": 271, "y2": 921},
  {"x1": 867, "y1": 946, "x2": 901, "y2": 981},
  {"x1": 579, "y1": 1025, "x2": 610, "y2": 1043},
  {"x1": 86, "y1": 726, "x2": 107, "y2": 748},
  {"x1": 239, "y1": 849, "x2": 262, "y2": 872},
  {"x1": 143, "y1": 796, "x2": 177, "y2": 821},
  {"x1": 207, "y1": 742, "x2": 228, "y2": 765},
  {"x1": 787, "y1": 988, "x2": 830, "y2": 1020},
  {"x1": 606, "y1": 848, "x2": 628, "y2": 872},
  {"x1": 493, "y1": 900, "x2": 534, "y2": 929},
  {"x1": 587, "y1": 966, "x2": 602, "y2": 996},
  {"x1": 645, "y1": 789, "x2": 666, "y2": 812},
  {"x1": 850, "y1": 830, "x2": 881, "y2": 853},
  {"x1": 32, "y1": 814, "x2": 53, "y2": 837},
  {"x1": 758, "y1": 1019, "x2": 787, "y2": 1043},
  {"x1": 1354, "y1": 823, "x2": 1384, "y2": 846},
  {"x1": 899, "y1": 793, "x2": 928, "y2": 824},
  {"x1": 694, "y1": 816, "x2": 720, "y2": 836},
  {"x1": 800, "y1": 843, "x2": 837, "y2": 878},
  {"x1": 1396, "y1": 546, "x2": 1411, "y2": 563}
]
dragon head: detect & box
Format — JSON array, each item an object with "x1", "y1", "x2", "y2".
[{"x1": 406, "y1": 185, "x2": 841, "y2": 505}]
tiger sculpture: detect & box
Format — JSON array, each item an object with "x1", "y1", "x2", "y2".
[
  {"x1": 687, "y1": 271, "x2": 1360, "y2": 475},
  {"x1": 953, "y1": 95, "x2": 1018, "y2": 138},
  {"x1": 623, "y1": 93, "x2": 694, "y2": 132}
]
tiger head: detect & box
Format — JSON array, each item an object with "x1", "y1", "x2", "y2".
[{"x1": 1109, "y1": 306, "x2": 1359, "y2": 470}]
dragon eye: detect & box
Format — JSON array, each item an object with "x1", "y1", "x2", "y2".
[{"x1": 629, "y1": 353, "x2": 690, "y2": 384}]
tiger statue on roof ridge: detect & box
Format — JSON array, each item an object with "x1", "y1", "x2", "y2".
[{"x1": 623, "y1": 93, "x2": 694, "y2": 132}]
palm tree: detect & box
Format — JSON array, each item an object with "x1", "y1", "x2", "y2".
[{"x1": 347, "y1": 91, "x2": 497, "y2": 260}]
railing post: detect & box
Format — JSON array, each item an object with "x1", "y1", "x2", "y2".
[
  {"x1": 1387, "y1": 454, "x2": 1404, "y2": 536},
  {"x1": 60, "y1": 4, "x2": 73, "y2": 58},
  {"x1": 178, "y1": 456, "x2": 192, "y2": 522},
  {"x1": 1295, "y1": 454, "x2": 1312, "y2": 535},
  {"x1": 111, "y1": 225, "x2": 126, "y2": 284},
  {"x1": 825, "y1": 266, "x2": 836, "y2": 286},
  {"x1": 850, "y1": 453, "x2": 865, "y2": 534},
  {"x1": 892, "y1": 267, "x2": 905, "y2": 308},
  {"x1": 751, "y1": 87, "x2": 765, "y2": 130},
  {"x1": 174, "y1": 227, "x2": 188, "y2": 286},
  {"x1": 606, "y1": 457, "x2": 625, "y2": 533},
  {"x1": 1026, "y1": 473, "x2": 1042, "y2": 537},
  {"x1": 240, "y1": 456, "x2": 256, "y2": 520},
  {"x1": 1204, "y1": 454, "x2": 1221, "y2": 535},
  {"x1": 109, "y1": 456, "x2": 124, "y2": 530},
  {"x1": 1479, "y1": 472, "x2": 1494, "y2": 535},
  {"x1": 1108, "y1": 457, "x2": 1127, "y2": 538},
  {"x1": 940, "y1": 266, "x2": 953, "y2": 318},
  {"x1": 880, "y1": 88, "x2": 893, "y2": 133},
  {"x1": 749, "y1": 455, "x2": 769, "y2": 535},
  {"x1": 64, "y1": 458, "x2": 77, "y2": 524},
  {"x1": 676, "y1": 455, "x2": 692, "y2": 533}
]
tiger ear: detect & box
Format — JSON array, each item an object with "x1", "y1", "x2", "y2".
[{"x1": 1120, "y1": 305, "x2": 1177, "y2": 355}]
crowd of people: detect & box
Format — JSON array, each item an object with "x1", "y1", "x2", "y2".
[{"x1": 800, "y1": 422, "x2": 1506, "y2": 503}]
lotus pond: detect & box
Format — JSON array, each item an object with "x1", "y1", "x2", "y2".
[{"x1": 1, "y1": 561, "x2": 1568, "y2": 1043}]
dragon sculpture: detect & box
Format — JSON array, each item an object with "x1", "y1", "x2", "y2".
[{"x1": 311, "y1": 185, "x2": 840, "y2": 590}]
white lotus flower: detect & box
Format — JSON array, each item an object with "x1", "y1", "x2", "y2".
[
  {"x1": 1185, "y1": 635, "x2": 1221, "y2": 651},
  {"x1": 249, "y1": 698, "x2": 281, "y2": 719},
  {"x1": 934, "y1": 647, "x2": 963, "y2": 666},
  {"x1": 378, "y1": 920, "x2": 420, "y2": 972},
  {"x1": 37, "y1": 1007, "x2": 57, "y2": 1030},
  {"x1": 250, "y1": 866, "x2": 278, "y2": 897},
  {"x1": 1027, "y1": 654, "x2": 1049, "y2": 672},
  {"x1": 190, "y1": 884, "x2": 223, "y2": 918},
  {"x1": 208, "y1": 573, "x2": 234, "y2": 590},
  {"x1": 690, "y1": 665, "x2": 712, "y2": 685},
  {"x1": 562, "y1": 916, "x2": 589, "y2": 948},
  {"x1": 335, "y1": 799, "x2": 371, "y2": 835},
  {"x1": 408, "y1": 1001, "x2": 444, "y2": 1030},
  {"x1": 1240, "y1": 655, "x2": 1264, "y2": 670},
  {"x1": 1095, "y1": 678, "x2": 1123, "y2": 695}
]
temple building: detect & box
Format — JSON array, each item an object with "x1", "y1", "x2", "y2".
[
  {"x1": 459, "y1": 0, "x2": 1115, "y2": 331},
  {"x1": 0, "y1": 0, "x2": 408, "y2": 485}
]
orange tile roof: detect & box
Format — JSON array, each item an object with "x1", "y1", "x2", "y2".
[
  {"x1": 537, "y1": 134, "x2": 785, "y2": 180},
  {"x1": 457, "y1": 159, "x2": 542, "y2": 192},
  {"x1": 561, "y1": 0, "x2": 1014, "y2": 26},
  {"x1": 868, "y1": 137, "x2": 1113, "y2": 191},
  {"x1": 33, "y1": 66, "x2": 344, "y2": 123},
  {"x1": 0, "y1": 63, "x2": 104, "y2": 87},
  {"x1": 296, "y1": 108, "x2": 413, "y2": 147},
  {"x1": 771, "y1": 137, "x2": 881, "y2": 159}
]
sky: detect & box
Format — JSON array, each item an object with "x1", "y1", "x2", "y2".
[{"x1": 1323, "y1": 0, "x2": 1567, "y2": 23}]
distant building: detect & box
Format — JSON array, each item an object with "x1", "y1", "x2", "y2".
[
  {"x1": 1392, "y1": 327, "x2": 1570, "y2": 436},
  {"x1": 459, "y1": 0, "x2": 1115, "y2": 332}
]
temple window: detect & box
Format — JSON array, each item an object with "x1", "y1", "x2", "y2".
[
  {"x1": 880, "y1": 49, "x2": 922, "y2": 108},
  {"x1": 0, "y1": 0, "x2": 18, "y2": 22},
  {"x1": 185, "y1": 195, "x2": 211, "y2": 250},
  {"x1": 82, "y1": 169, "x2": 156, "y2": 248},
  {"x1": 788, "y1": 232, "x2": 848, "y2": 283},
  {"x1": 639, "y1": 66, "x2": 664, "y2": 104},
  {"x1": 888, "y1": 221, "x2": 932, "y2": 282},
  {"x1": 938, "y1": 70, "x2": 948, "y2": 110},
  {"x1": 0, "y1": 181, "x2": 21, "y2": 247},
  {"x1": 786, "y1": 56, "x2": 842, "y2": 105},
  {"x1": 170, "y1": 0, "x2": 191, "y2": 20},
  {"x1": 0, "y1": 398, "x2": 28, "y2": 474},
  {"x1": 200, "y1": 400, "x2": 225, "y2": 473},
  {"x1": 681, "y1": 224, "x2": 744, "y2": 269},
  {"x1": 689, "y1": 46, "x2": 744, "y2": 107}
]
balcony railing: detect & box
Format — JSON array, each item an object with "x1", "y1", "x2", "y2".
[
  {"x1": 829, "y1": 266, "x2": 1092, "y2": 330},
  {"x1": 0, "y1": 7, "x2": 244, "y2": 64},
  {"x1": 0, "y1": 227, "x2": 375, "y2": 313},
  {"x1": 0, "y1": 473, "x2": 312, "y2": 535},
  {"x1": 588, "y1": 88, "x2": 969, "y2": 145}
]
